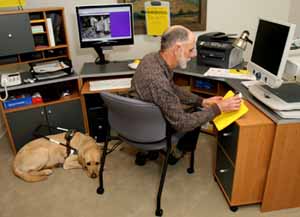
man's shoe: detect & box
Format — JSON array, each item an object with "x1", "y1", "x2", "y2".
[
  {"x1": 135, "y1": 152, "x2": 147, "y2": 166},
  {"x1": 148, "y1": 151, "x2": 159, "y2": 160}
]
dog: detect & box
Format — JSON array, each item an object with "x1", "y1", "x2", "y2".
[{"x1": 12, "y1": 132, "x2": 101, "y2": 182}]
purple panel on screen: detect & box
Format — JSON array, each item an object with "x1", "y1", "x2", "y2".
[{"x1": 110, "y1": 12, "x2": 131, "y2": 37}]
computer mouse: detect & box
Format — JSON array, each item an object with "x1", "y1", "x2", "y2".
[{"x1": 128, "y1": 59, "x2": 140, "y2": 70}]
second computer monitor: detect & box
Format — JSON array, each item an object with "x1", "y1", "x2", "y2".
[{"x1": 247, "y1": 18, "x2": 295, "y2": 88}]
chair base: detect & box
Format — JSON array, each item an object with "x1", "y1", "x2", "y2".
[
  {"x1": 187, "y1": 167, "x2": 194, "y2": 174},
  {"x1": 155, "y1": 208, "x2": 163, "y2": 216},
  {"x1": 97, "y1": 187, "x2": 104, "y2": 194}
]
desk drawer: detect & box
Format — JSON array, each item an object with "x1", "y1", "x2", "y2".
[
  {"x1": 218, "y1": 123, "x2": 239, "y2": 163},
  {"x1": 215, "y1": 147, "x2": 235, "y2": 200}
]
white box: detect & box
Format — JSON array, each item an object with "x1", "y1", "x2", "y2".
[{"x1": 46, "y1": 18, "x2": 55, "y2": 47}]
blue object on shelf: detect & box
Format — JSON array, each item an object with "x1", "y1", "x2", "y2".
[
  {"x1": 3, "y1": 96, "x2": 32, "y2": 109},
  {"x1": 194, "y1": 80, "x2": 214, "y2": 90}
]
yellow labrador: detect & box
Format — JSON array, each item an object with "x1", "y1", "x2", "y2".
[{"x1": 12, "y1": 132, "x2": 101, "y2": 182}]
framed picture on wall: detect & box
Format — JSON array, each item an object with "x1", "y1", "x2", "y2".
[{"x1": 118, "y1": 0, "x2": 207, "y2": 34}]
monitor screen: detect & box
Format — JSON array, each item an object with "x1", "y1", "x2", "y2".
[
  {"x1": 248, "y1": 18, "x2": 295, "y2": 88},
  {"x1": 76, "y1": 4, "x2": 134, "y2": 48}
]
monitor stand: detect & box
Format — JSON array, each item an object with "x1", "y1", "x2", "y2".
[
  {"x1": 93, "y1": 46, "x2": 109, "y2": 65},
  {"x1": 249, "y1": 82, "x2": 300, "y2": 112}
]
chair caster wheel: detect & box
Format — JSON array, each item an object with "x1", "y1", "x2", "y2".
[
  {"x1": 135, "y1": 152, "x2": 147, "y2": 166},
  {"x1": 97, "y1": 187, "x2": 104, "y2": 194},
  {"x1": 187, "y1": 168, "x2": 194, "y2": 174},
  {"x1": 230, "y1": 206, "x2": 238, "y2": 212},
  {"x1": 155, "y1": 208, "x2": 163, "y2": 216}
]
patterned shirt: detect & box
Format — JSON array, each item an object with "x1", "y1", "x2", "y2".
[{"x1": 129, "y1": 52, "x2": 220, "y2": 132}]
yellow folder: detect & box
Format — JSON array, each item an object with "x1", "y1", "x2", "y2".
[{"x1": 213, "y1": 90, "x2": 248, "y2": 131}]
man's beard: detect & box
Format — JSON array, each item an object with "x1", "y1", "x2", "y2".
[{"x1": 177, "y1": 48, "x2": 190, "y2": 69}]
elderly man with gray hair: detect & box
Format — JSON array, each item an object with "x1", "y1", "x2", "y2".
[{"x1": 129, "y1": 25, "x2": 241, "y2": 165}]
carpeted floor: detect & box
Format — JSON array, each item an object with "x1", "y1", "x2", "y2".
[{"x1": 1, "y1": 133, "x2": 300, "y2": 217}]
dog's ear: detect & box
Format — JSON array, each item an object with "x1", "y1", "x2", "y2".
[{"x1": 78, "y1": 151, "x2": 86, "y2": 167}]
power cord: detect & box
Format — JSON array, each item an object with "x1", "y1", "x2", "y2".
[{"x1": 101, "y1": 139, "x2": 122, "y2": 155}]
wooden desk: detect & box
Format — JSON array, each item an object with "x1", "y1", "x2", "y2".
[{"x1": 80, "y1": 61, "x2": 300, "y2": 213}]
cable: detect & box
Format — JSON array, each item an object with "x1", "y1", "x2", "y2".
[
  {"x1": 103, "y1": 140, "x2": 122, "y2": 155},
  {"x1": 0, "y1": 85, "x2": 8, "y2": 101}
]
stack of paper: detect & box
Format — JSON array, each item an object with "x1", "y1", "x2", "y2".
[
  {"x1": 89, "y1": 78, "x2": 132, "y2": 91},
  {"x1": 204, "y1": 68, "x2": 256, "y2": 80}
]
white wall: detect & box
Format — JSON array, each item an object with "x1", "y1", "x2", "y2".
[
  {"x1": 289, "y1": 0, "x2": 300, "y2": 38},
  {"x1": 24, "y1": 0, "x2": 291, "y2": 72}
]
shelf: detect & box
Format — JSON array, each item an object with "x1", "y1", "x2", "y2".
[
  {"x1": 217, "y1": 143, "x2": 235, "y2": 168},
  {"x1": 32, "y1": 32, "x2": 47, "y2": 35},
  {"x1": 191, "y1": 88, "x2": 217, "y2": 96},
  {"x1": 35, "y1": 45, "x2": 67, "y2": 51},
  {"x1": 4, "y1": 93, "x2": 80, "y2": 114},
  {"x1": 81, "y1": 80, "x2": 129, "y2": 95},
  {"x1": 0, "y1": 8, "x2": 69, "y2": 66},
  {"x1": 30, "y1": 19, "x2": 45, "y2": 24}
]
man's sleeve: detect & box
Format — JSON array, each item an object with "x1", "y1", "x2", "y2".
[
  {"x1": 149, "y1": 80, "x2": 220, "y2": 132},
  {"x1": 172, "y1": 82, "x2": 204, "y2": 106}
]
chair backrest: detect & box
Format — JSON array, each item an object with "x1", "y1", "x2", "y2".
[{"x1": 100, "y1": 92, "x2": 166, "y2": 143}]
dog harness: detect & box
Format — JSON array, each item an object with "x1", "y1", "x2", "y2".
[{"x1": 37, "y1": 127, "x2": 79, "y2": 158}]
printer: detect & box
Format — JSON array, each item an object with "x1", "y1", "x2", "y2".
[{"x1": 196, "y1": 32, "x2": 243, "y2": 68}]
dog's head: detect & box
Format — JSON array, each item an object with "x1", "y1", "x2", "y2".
[{"x1": 77, "y1": 137, "x2": 101, "y2": 179}]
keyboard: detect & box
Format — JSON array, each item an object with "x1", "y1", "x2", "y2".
[
  {"x1": 89, "y1": 78, "x2": 132, "y2": 91},
  {"x1": 275, "y1": 110, "x2": 300, "y2": 119}
]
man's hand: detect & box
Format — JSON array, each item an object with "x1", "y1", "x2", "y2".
[
  {"x1": 217, "y1": 95, "x2": 242, "y2": 112},
  {"x1": 202, "y1": 96, "x2": 223, "y2": 108}
]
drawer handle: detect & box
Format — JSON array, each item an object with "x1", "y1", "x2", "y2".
[
  {"x1": 222, "y1": 132, "x2": 232, "y2": 137},
  {"x1": 219, "y1": 169, "x2": 229, "y2": 173}
]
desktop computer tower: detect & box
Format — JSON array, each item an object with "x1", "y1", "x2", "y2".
[{"x1": 84, "y1": 94, "x2": 107, "y2": 142}]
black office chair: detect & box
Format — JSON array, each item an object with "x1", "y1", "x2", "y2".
[{"x1": 97, "y1": 92, "x2": 196, "y2": 216}]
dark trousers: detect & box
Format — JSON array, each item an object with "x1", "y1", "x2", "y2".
[{"x1": 176, "y1": 127, "x2": 201, "y2": 152}]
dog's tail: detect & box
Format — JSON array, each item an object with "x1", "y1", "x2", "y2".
[{"x1": 12, "y1": 161, "x2": 49, "y2": 183}]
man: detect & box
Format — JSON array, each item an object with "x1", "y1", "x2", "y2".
[{"x1": 129, "y1": 25, "x2": 241, "y2": 164}]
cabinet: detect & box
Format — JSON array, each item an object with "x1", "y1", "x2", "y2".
[
  {"x1": 6, "y1": 100, "x2": 84, "y2": 151},
  {"x1": 214, "y1": 101, "x2": 275, "y2": 211},
  {"x1": 0, "y1": 77, "x2": 86, "y2": 154},
  {"x1": 0, "y1": 7, "x2": 69, "y2": 65}
]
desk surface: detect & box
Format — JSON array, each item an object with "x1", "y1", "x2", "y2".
[
  {"x1": 80, "y1": 61, "x2": 134, "y2": 78},
  {"x1": 0, "y1": 72, "x2": 79, "y2": 93},
  {"x1": 80, "y1": 60, "x2": 300, "y2": 124}
]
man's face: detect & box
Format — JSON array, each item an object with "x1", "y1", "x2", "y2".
[{"x1": 176, "y1": 35, "x2": 196, "y2": 69}]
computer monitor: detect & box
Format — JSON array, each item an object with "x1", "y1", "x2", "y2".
[
  {"x1": 247, "y1": 18, "x2": 296, "y2": 88},
  {"x1": 76, "y1": 4, "x2": 134, "y2": 64}
]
